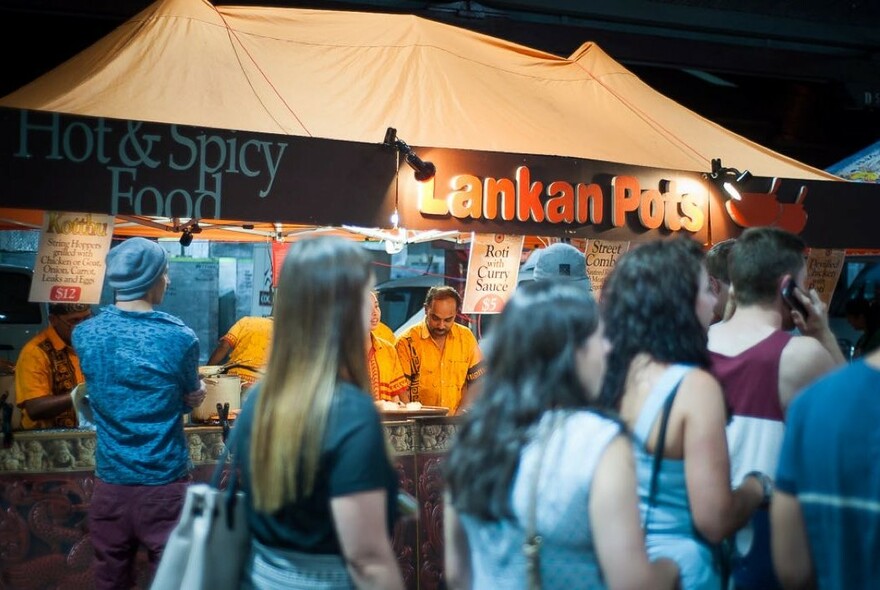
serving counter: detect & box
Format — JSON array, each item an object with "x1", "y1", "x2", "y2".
[{"x1": 0, "y1": 416, "x2": 459, "y2": 590}]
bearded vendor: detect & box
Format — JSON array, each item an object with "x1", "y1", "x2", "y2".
[{"x1": 395, "y1": 286, "x2": 484, "y2": 414}]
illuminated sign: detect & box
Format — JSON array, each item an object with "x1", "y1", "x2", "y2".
[{"x1": 417, "y1": 166, "x2": 705, "y2": 233}]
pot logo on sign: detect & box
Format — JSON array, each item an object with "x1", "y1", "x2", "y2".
[{"x1": 725, "y1": 178, "x2": 808, "y2": 233}]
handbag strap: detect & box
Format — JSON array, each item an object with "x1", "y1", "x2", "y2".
[
  {"x1": 648, "y1": 384, "x2": 678, "y2": 507},
  {"x1": 643, "y1": 381, "x2": 680, "y2": 533},
  {"x1": 210, "y1": 424, "x2": 235, "y2": 485},
  {"x1": 643, "y1": 368, "x2": 689, "y2": 546},
  {"x1": 207, "y1": 420, "x2": 246, "y2": 529},
  {"x1": 524, "y1": 412, "x2": 560, "y2": 590},
  {"x1": 210, "y1": 383, "x2": 257, "y2": 492}
]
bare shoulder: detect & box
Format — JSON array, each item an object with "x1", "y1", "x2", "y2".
[
  {"x1": 595, "y1": 433, "x2": 635, "y2": 479},
  {"x1": 676, "y1": 368, "x2": 727, "y2": 414},
  {"x1": 779, "y1": 335, "x2": 836, "y2": 408},
  {"x1": 666, "y1": 368, "x2": 727, "y2": 455},
  {"x1": 781, "y1": 336, "x2": 835, "y2": 375},
  {"x1": 679, "y1": 367, "x2": 724, "y2": 396}
]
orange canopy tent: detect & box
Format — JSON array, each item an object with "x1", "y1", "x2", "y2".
[
  {"x1": 0, "y1": 0, "x2": 858, "y2": 246},
  {"x1": 0, "y1": 0, "x2": 835, "y2": 178}
]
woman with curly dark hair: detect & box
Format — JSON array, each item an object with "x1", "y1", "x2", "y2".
[
  {"x1": 443, "y1": 280, "x2": 679, "y2": 589},
  {"x1": 599, "y1": 237, "x2": 766, "y2": 590}
]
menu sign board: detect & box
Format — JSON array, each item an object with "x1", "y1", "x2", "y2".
[
  {"x1": 462, "y1": 233, "x2": 525, "y2": 314},
  {"x1": 805, "y1": 248, "x2": 846, "y2": 306},
  {"x1": 586, "y1": 239, "x2": 631, "y2": 299},
  {"x1": 29, "y1": 211, "x2": 115, "y2": 304}
]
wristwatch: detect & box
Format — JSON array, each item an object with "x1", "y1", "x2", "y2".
[{"x1": 745, "y1": 471, "x2": 773, "y2": 507}]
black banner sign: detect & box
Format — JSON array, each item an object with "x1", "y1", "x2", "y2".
[
  {"x1": 397, "y1": 145, "x2": 880, "y2": 248},
  {"x1": 2, "y1": 107, "x2": 879, "y2": 248},
  {"x1": 0, "y1": 108, "x2": 398, "y2": 227}
]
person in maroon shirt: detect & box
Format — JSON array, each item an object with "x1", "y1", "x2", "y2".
[{"x1": 707, "y1": 227, "x2": 844, "y2": 590}]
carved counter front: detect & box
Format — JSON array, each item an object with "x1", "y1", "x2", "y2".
[{"x1": 0, "y1": 418, "x2": 459, "y2": 590}]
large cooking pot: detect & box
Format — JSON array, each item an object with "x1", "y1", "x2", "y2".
[{"x1": 192, "y1": 375, "x2": 241, "y2": 422}]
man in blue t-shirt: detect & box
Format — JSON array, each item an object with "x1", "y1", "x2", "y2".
[
  {"x1": 772, "y1": 346, "x2": 880, "y2": 589},
  {"x1": 73, "y1": 237, "x2": 207, "y2": 590}
]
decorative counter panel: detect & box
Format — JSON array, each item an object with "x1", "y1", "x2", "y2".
[{"x1": 0, "y1": 418, "x2": 459, "y2": 590}]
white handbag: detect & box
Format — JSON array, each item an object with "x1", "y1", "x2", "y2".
[{"x1": 151, "y1": 430, "x2": 250, "y2": 590}]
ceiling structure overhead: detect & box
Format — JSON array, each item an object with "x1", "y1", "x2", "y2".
[{"x1": 0, "y1": 0, "x2": 878, "y2": 169}]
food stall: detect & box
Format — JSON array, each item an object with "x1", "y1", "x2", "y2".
[{"x1": 1, "y1": 1, "x2": 879, "y2": 589}]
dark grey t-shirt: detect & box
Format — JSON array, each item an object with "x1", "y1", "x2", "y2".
[{"x1": 233, "y1": 381, "x2": 398, "y2": 554}]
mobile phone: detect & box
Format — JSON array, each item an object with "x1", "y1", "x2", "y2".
[{"x1": 781, "y1": 277, "x2": 809, "y2": 318}]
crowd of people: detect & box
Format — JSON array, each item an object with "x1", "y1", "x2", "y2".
[
  {"x1": 445, "y1": 228, "x2": 876, "y2": 590},
  {"x1": 9, "y1": 228, "x2": 879, "y2": 589}
]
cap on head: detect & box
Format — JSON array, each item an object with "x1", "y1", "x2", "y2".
[
  {"x1": 533, "y1": 243, "x2": 592, "y2": 290},
  {"x1": 105, "y1": 237, "x2": 168, "y2": 301}
]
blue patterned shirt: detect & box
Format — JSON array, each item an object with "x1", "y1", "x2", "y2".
[{"x1": 73, "y1": 305, "x2": 200, "y2": 485}]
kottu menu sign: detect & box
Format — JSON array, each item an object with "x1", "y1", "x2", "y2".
[{"x1": 29, "y1": 211, "x2": 115, "y2": 304}]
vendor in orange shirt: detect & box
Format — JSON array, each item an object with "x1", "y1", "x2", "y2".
[
  {"x1": 15, "y1": 303, "x2": 92, "y2": 429},
  {"x1": 207, "y1": 315, "x2": 273, "y2": 389},
  {"x1": 368, "y1": 291, "x2": 408, "y2": 403},
  {"x1": 370, "y1": 291, "x2": 397, "y2": 343},
  {"x1": 395, "y1": 286, "x2": 483, "y2": 414}
]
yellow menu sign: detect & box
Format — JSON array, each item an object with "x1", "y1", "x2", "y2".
[
  {"x1": 805, "y1": 248, "x2": 845, "y2": 306},
  {"x1": 586, "y1": 239, "x2": 631, "y2": 298}
]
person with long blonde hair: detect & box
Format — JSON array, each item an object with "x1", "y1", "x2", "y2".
[{"x1": 230, "y1": 236, "x2": 404, "y2": 590}]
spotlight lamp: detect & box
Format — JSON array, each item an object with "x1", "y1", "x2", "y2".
[
  {"x1": 175, "y1": 218, "x2": 201, "y2": 247},
  {"x1": 707, "y1": 158, "x2": 752, "y2": 201},
  {"x1": 383, "y1": 127, "x2": 436, "y2": 182}
]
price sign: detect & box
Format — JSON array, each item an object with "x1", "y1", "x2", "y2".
[{"x1": 50, "y1": 286, "x2": 83, "y2": 302}]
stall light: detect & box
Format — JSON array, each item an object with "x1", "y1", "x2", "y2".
[
  {"x1": 179, "y1": 228, "x2": 194, "y2": 247},
  {"x1": 176, "y1": 218, "x2": 201, "y2": 247},
  {"x1": 707, "y1": 158, "x2": 752, "y2": 201},
  {"x1": 383, "y1": 127, "x2": 436, "y2": 182}
]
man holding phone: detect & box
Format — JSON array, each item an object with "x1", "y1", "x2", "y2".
[{"x1": 707, "y1": 227, "x2": 844, "y2": 590}]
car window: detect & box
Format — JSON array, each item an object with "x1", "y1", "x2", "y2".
[
  {"x1": 378, "y1": 287, "x2": 429, "y2": 332},
  {"x1": 829, "y1": 260, "x2": 880, "y2": 316},
  {"x1": 0, "y1": 270, "x2": 42, "y2": 324},
  {"x1": 827, "y1": 258, "x2": 880, "y2": 360}
]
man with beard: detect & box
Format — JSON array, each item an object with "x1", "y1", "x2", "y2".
[{"x1": 396, "y1": 286, "x2": 483, "y2": 414}]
